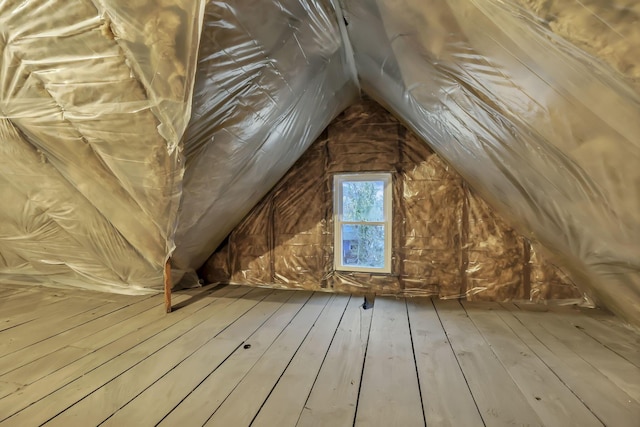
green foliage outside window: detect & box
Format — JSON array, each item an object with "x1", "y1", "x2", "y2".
[{"x1": 342, "y1": 181, "x2": 385, "y2": 268}]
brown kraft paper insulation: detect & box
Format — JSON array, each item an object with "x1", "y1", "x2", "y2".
[{"x1": 203, "y1": 99, "x2": 583, "y2": 303}]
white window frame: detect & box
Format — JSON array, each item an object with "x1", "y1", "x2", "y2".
[{"x1": 333, "y1": 173, "x2": 392, "y2": 273}]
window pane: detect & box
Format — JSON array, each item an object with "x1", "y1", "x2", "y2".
[
  {"x1": 342, "y1": 180, "x2": 385, "y2": 222},
  {"x1": 341, "y1": 224, "x2": 385, "y2": 268}
]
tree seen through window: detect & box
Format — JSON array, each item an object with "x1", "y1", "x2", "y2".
[{"x1": 341, "y1": 180, "x2": 385, "y2": 268}]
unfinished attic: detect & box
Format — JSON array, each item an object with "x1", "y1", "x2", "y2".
[{"x1": 0, "y1": 0, "x2": 639, "y2": 425}]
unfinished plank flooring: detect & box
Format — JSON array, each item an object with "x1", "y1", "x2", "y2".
[{"x1": 0, "y1": 285, "x2": 639, "y2": 426}]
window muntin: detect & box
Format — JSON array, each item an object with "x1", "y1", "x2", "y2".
[{"x1": 334, "y1": 173, "x2": 392, "y2": 273}]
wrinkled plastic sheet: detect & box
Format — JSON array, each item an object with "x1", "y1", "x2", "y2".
[
  {"x1": 0, "y1": 0, "x2": 638, "y2": 327},
  {"x1": 0, "y1": 0, "x2": 203, "y2": 293},
  {"x1": 342, "y1": 0, "x2": 640, "y2": 324},
  {"x1": 170, "y1": 0, "x2": 359, "y2": 279},
  {"x1": 0, "y1": 0, "x2": 357, "y2": 292},
  {"x1": 203, "y1": 99, "x2": 583, "y2": 303}
]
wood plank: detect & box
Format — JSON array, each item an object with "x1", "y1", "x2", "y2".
[
  {"x1": 202, "y1": 293, "x2": 333, "y2": 427},
  {"x1": 497, "y1": 307, "x2": 640, "y2": 426},
  {"x1": 40, "y1": 287, "x2": 275, "y2": 427},
  {"x1": 0, "y1": 294, "x2": 176, "y2": 394},
  {"x1": 0, "y1": 294, "x2": 159, "y2": 376},
  {"x1": 0, "y1": 290, "x2": 131, "y2": 328},
  {"x1": 407, "y1": 298, "x2": 483, "y2": 427},
  {"x1": 0, "y1": 286, "x2": 258, "y2": 425},
  {"x1": 540, "y1": 309, "x2": 640, "y2": 369},
  {"x1": 354, "y1": 297, "x2": 424, "y2": 427},
  {"x1": 69, "y1": 294, "x2": 191, "y2": 352},
  {"x1": 0, "y1": 287, "x2": 60, "y2": 309},
  {"x1": 0, "y1": 294, "x2": 70, "y2": 330},
  {"x1": 296, "y1": 295, "x2": 372, "y2": 427},
  {"x1": 156, "y1": 290, "x2": 313, "y2": 426},
  {"x1": 0, "y1": 289, "x2": 209, "y2": 420},
  {"x1": 433, "y1": 299, "x2": 544, "y2": 427},
  {"x1": 532, "y1": 311, "x2": 640, "y2": 402},
  {"x1": 462, "y1": 301, "x2": 602, "y2": 427},
  {"x1": 0, "y1": 289, "x2": 102, "y2": 324},
  {"x1": 517, "y1": 304, "x2": 640, "y2": 358},
  {"x1": 0, "y1": 346, "x2": 89, "y2": 399},
  {"x1": 102, "y1": 290, "x2": 304, "y2": 426},
  {"x1": 0, "y1": 382, "x2": 18, "y2": 399},
  {"x1": 0, "y1": 299, "x2": 116, "y2": 355},
  {"x1": 251, "y1": 295, "x2": 351, "y2": 427},
  {"x1": 582, "y1": 308, "x2": 640, "y2": 335}
]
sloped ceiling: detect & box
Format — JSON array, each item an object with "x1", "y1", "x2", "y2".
[
  {"x1": 171, "y1": 0, "x2": 358, "y2": 273},
  {"x1": 0, "y1": 0, "x2": 637, "y2": 326},
  {"x1": 172, "y1": 0, "x2": 640, "y2": 325},
  {"x1": 0, "y1": 0, "x2": 202, "y2": 292}
]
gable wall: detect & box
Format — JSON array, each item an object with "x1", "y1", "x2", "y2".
[{"x1": 202, "y1": 99, "x2": 581, "y2": 301}]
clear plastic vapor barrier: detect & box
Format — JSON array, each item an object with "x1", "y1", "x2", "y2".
[
  {"x1": 170, "y1": 0, "x2": 358, "y2": 281},
  {"x1": 342, "y1": 0, "x2": 640, "y2": 325},
  {"x1": 0, "y1": 0, "x2": 203, "y2": 293},
  {"x1": 203, "y1": 99, "x2": 583, "y2": 304},
  {"x1": 1, "y1": 0, "x2": 638, "y2": 327}
]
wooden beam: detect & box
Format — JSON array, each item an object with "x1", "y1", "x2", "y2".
[{"x1": 164, "y1": 259, "x2": 172, "y2": 313}]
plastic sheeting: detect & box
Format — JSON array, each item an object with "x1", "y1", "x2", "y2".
[
  {"x1": 170, "y1": 0, "x2": 359, "y2": 279},
  {"x1": 0, "y1": 0, "x2": 203, "y2": 292},
  {"x1": 203, "y1": 99, "x2": 583, "y2": 302},
  {"x1": 1, "y1": 0, "x2": 639, "y2": 326},
  {"x1": 342, "y1": 0, "x2": 640, "y2": 324}
]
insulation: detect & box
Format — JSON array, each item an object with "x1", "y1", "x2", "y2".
[
  {"x1": 202, "y1": 99, "x2": 583, "y2": 302},
  {"x1": 1, "y1": 0, "x2": 638, "y2": 326},
  {"x1": 515, "y1": 0, "x2": 640, "y2": 92},
  {"x1": 170, "y1": 0, "x2": 358, "y2": 278},
  {"x1": 343, "y1": 0, "x2": 640, "y2": 324},
  {"x1": 0, "y1": 0, "x2": 202, "y2": 293}
]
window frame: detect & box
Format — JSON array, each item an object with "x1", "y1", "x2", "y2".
[{"x1": 333, "y1": 172, "x2": 393, "y2": 273}]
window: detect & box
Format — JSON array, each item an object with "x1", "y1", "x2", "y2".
[{"x1": 334, "y1": 173, "x2": 392, "y2": 273}]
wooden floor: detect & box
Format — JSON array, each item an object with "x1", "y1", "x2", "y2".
[{"x1": 0, "y1": 284, "x2": 638, "y2": 427}]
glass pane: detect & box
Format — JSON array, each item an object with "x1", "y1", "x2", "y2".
[
  {"x1": 342, "y1": 180, "x2": 385, "y2": 222},
  {"x1": 341, "y1": 224, "x2": 385, "y2": 268}
]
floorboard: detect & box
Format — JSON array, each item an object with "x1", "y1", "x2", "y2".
[
  {"x1": 0, "y1": 284, "x2": 638, "y2": 427},
  {"x1": 355, "y1": 297, "x2": 424, "y2": 427},
  {"x1": 203, "y1": 293, "x2": 332, "y2": 426},
  {"x1": 157, "y1": 291, "x2": 312, "y2": 426},
  {"x1": 563, "y1": 314, "x2": 640, "y2": 369},
  {"x1": 516, "y1": 303, "x2": 640, "y2": 368},
  {"x1": 529, "y1": 310, "x2": 640, "y2": 403},
  {"x1": 0, "y1": 294, "x2": 188, "y2": 401},
  {"x1": 0, "y1": 295, "x2": 72, "y2": 332},
  {"x1": 0, "y1": 288, "x2": 223, "y2": 423},
  {"x1": 462, "y1": 301, "x2": 602, "y2": 427},
  {"x1": 408, "y1": 298, "x2": 483, "y2": 427},
  {"x1": 251, "y1": 294, "x2": 351, "y2": 427},
  {"x1": 434, "y1": 299, "x2": 545, "y2": 427},
  {"x1": 0, "y1": 299, "x2": 115, "y2": 355},
  {"x1": 296, "y1": 295, "x2": 372, "y2": 427},
  {"x1": 0, "y1": 286, "x2": 255, "y2": 425},
  {"x1": 43, "y1": 288, "x2": 273, "y2": 426},
  {"x1": 106, "y1": 289, "x2": 301, "y2": 426},
  {"x1": 498, "y1": 305, "x2": 640, "y2": 426},
  {"x1": 0, "y1": 294, "x2": 160, "y2": 378}
]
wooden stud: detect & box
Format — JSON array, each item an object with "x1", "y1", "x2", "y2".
[{"x1": 164, "y1": 259, "x2": 172, "y2": 313}]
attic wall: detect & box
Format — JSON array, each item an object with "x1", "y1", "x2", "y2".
[
  {"x1": 202, "y1": 99, "x2": 581, "y2": 302},
  {"x1": 345, "y1": 0, "x2": 640, "y2": 324},
  {"x1": 0, "y1": 0, "x2": 202, "y2": 293},
  {"x1": 171, "y1": 0, "x2": 357, "y2": 277}
]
